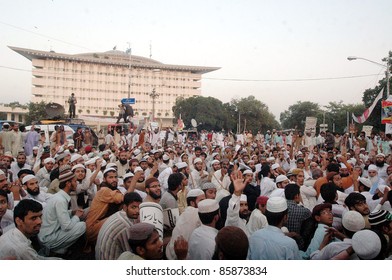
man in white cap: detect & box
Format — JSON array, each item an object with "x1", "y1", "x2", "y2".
[
  {"x1": 165, "y1": 188, "x2": 205, "y2": 260},
  {"x1": 189, "y1": 157, "x2": 208, "y2": 189},
  {"x1": 270, "y1": 175, "x2": 289, "y2": 198},
  {"x1": 22, "y1": 175, "x2": 53, "y2": 208},
  {"x1": 224, "y1": 171, "x2": 251, "y2": 237},
  {"x1": 375, "y1": 153, "x2": 389, "y2": 181},
  {"x1": 36, "y1": 157, "x2": 55, "y2": 191},
  {"x1": 210, "y1": 158, "x2": 231, "y2": 194},
  {"x1": 248, "y1": 196, "x2": 300, "y2": 260},
  {"x1": 26, "y1": 146, "x2": 39, "y2": 167},
  {"x1": 188, "y1": 198, "x2": 220, "y2": 259},
  {"x1": 367, "y1": 164, "x2": 385, "y2": 195}
]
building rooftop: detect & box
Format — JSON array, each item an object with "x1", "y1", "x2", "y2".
[{"x1": 9, "y1": 46, "x2": 220, "y2": 74}]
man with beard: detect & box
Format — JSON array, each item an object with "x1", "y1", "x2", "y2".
[
  {"x1": 36, "y1": 158, "x2": 55, "y2": 191},
  {"x1": 26, "y1": 146, "x2": 39, "y2": 167},
  {"x1": 116, "y1": 150, "x2": 129, "y2": 179},
  {"x1": 0, "y1": 199, "x2": 61, "y2": 259},
  {"x1": 344, "y1": 192, "x2": 371, "y2": 229},
  {"x1": 85, "y1": 167, "x2": 125, "y2": 248},
  {"x1": 38, "y1": 167, "x2": 86, "y2": 257},
  {"x1": 375, "y1": 153, "x2": 389, "y2": 182},
  {"x1": 211, "y1": 159, "x2": 231, "y2": 198},
  {"x1": 95, "y1": 192, "x2": 142, "y2": 260},
  {"x1": 368, "y1": 164, "x2": 386, "y2": 195},
  {"x1": 10, "y1": 153, "x2": 31, "y2": 182},
  {"x1": 143, "y1": 177, "x2": 161, "y2": 203},
  {"x1": 160, "y1": 173, "x2": 182, "y2": 210},
  {"x1": 0, "y1": 169, "x2": 14, "y2": 210},
  {"x1": 189, "y1": 158, "x2": 208, "y2": 189},
  {"x1": 22, "y1": 175, "x2": 53, "y2": 208},
  {"x1": 225, "y1": 170, "x2": 252, "y2": 237}
]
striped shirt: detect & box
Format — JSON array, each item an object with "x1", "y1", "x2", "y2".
[{"x1": 95, "y1": 210, "x2": 138, "y2": 260}]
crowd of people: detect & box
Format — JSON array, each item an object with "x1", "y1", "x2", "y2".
[{"x1": 0, "y1": 121, "x2": 392, "y2": 260}]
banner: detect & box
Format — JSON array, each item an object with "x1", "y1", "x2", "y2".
[
  {"x1": 304, "y1": 117, "x2": 317, "y2": 136},
  {"x1": 381, "y1": 99, "x2": 392, "y2": 124},
  {"x1": 362, "y1": 125, "x2": 373, "y2": 136},
  {"x1": 352, "y1": 87, "x2": 383, "y2": 124}
]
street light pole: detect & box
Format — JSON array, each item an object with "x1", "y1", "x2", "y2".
[
  {"x1": 347, "y1": 55, "x2": 390, "y2": 97},
  {"x1": 149, "y1": 88, "x2": 159, "y2": 120}
]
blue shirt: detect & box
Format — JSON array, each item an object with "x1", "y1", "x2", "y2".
[{"x1": 248, "y1": 225, "x2": 300, "y2": 260}]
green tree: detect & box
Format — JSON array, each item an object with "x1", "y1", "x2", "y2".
[
  {"x1": 231, "y1": 96, "x2": 280, "y2": 133},
  {"x1": 325, "y1": 101, "x2": 365, "y2": 134},
  {"x1": 172, "y1": 96, "x2": 227, "y2": 131},
  {"x1": 280, "y1": 101, "x2": 321, "y2": 131},
  {"x1": 172, "y1": 95, "x2": 279, "y2": 133},
  {"x1": 25, "y1": 101, "x2": 48, "y2": 125}
]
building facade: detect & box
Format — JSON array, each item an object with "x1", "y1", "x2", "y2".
[{"x1": 10, "y1": 46, "x2": 219, "y2": 126}]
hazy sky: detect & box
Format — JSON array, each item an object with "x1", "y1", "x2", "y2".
[{"x1": 0, "y1": 0, "x2": 391, "y2": 121}]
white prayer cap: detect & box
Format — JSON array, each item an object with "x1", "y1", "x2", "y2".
[
  {"x1": 106, "y1": 163, "x2": 117, "y2": 169},
  {"x1": 22, "y1": 175, "x2": 36, "y2": 185},
  {"x1": 0, "y1": 170, "x2": 4, "y2": 176},
  {"x1": 123, "y1": 172, "x2": 135, "y2": 181},
  {"x1": 266, "y1": 197, "x2": 287, "y2": 213},
  {"x1": 85, "y1": 157, "x2": 97, "y2": 166},
  {"x1": 72, "y1": 164, "x2": 86, "y2": 171},
  {"x1": 32, "y1": 146, "x2": 39, "y2": 151},
  {"x1": 368, "y1": 164, "x2": 378, "y2": 172},
  {"x1": 71, "y1": 154, "x2": 82, "y2": 162},
  {"x1": 240, "y1": 194, "x2": 247, "y2": 202},
  {"x1": 340, "y1": 163, "x2": 347, "y2": 169},
  {"x1": 242, "y1": 169, "x2": 253, "y2": 175},
  {"x1": 193, "y1": 158, "x2": 202, "y2": 164},
  {"x1": 211, "y1": 160, "x2": 220, "y2": 165},
  {"x1": 352, "y1": 230, "x2": 382, "y2": 260},
  {"x1": 103, "y1": 167, "x2": 117, "y2": 175},
  {"x1": 134, "y1": 167, "x2": 143, "y2": 173},
  {"x1": 162, "y1": 154, "x2": 170, "y2": 161},
  {"x1": 271, "y1": 163, "x2": 280, "y2": 170},
  {"x1": 176, "y1": 162, "x2": 188, "y2": 169},
  {"x1": 187, "y1": 189, "x2": 204, "y2": 198},
  {"x1": 377, "y1": 185, "x2": 390, "y2": 194},
  {"x1": 133, "y1": 149, "x2": 141, "y2": 156},
  {"x1": 276, "y1": 175, "x2": 289, "y2": 184},
  {"x1": 198, "y1": 199, "x2": 219, "y2": 214},
  {"x1": 200, "y1": 183, "x2": 217, "y2": 192},
  {"x1": 376, "y1": 153, "x2": 386, "y2": 158},
  {"x1": 342, "y1": 211, "x2": 365, "y2": 232},
  {"x1": 44, "y1": 157, "x2": 55, "y2": 164},
  {"x1": 358, "y1": 177, "x2": 372, "y2": 189}
]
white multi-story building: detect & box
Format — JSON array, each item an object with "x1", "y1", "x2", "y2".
[{"x1": 10, "y1": 46, "x2": 219, "y2": 126}]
